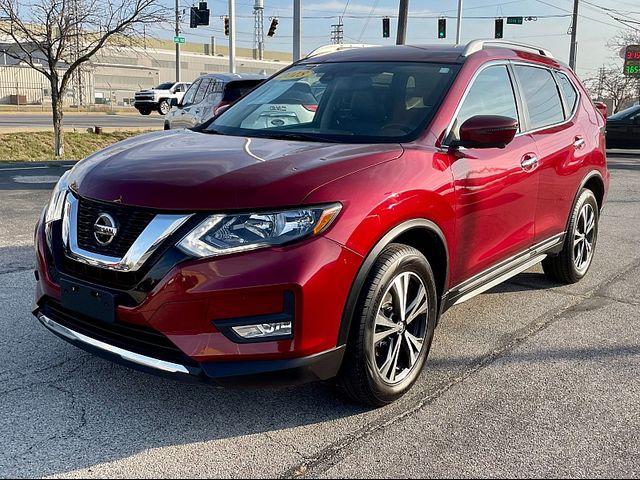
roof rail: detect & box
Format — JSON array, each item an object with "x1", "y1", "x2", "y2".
[
  {"x1": 463, "y1": 39, "x2": 554, "y2": 58},
  {"x1": 304, "y1": 43, "x2": 379, "y2": 59}
]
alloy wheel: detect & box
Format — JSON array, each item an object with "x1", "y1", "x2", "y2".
[
  {"x1": 573, "y1": 203, "x2": 596, "y2": 273},
  {"x1": 373, "y1": 271, "x2": 429, "y2": 384}
]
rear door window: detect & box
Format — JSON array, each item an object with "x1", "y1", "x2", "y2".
[{"x1": 513, "y1": 65, "x2": 565, "y2": 130}]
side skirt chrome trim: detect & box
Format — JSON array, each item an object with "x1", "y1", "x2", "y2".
[
  {"x1": 445, "y1": 233, "x2": 564, "y2": 308},
  {"x1": 452, "y1": 254, "x2": 547, "y2": 306},
  {"x1": 37, "y1": 313, "x2": 191, "y2": 375}
]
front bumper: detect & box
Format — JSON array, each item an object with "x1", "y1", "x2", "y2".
[
  {"x1": 34, "y1": 213, "x2": 362, "y2": 386},
  {"x1": 34, "y1": 309, "x2": 345, "y2": 386}
]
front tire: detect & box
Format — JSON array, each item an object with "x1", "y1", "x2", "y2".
[
  {"x1": 542, "y1": 188, "x2": 599, "y2": 283},
  {"x1": 338, "y1": 244, "x2": 438, "y2": 407}
]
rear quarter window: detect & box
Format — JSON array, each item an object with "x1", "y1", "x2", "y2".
[
  {"x1": 514, "y1": 65, "x2": 565, "y2": 130},
  {"x1": 556, "y1": 72, "x2": 579, "y2": 116}
]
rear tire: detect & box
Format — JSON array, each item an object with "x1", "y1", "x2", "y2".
[
  {"x1": 542, "y1": 188, "x2": 599, "y2": 284},
  {"x1": 338, "y1": 244, "x2": 438, "y2": 407},
  {"x1": 158, "y1": 99, "x2": 170, "y2": 115}
]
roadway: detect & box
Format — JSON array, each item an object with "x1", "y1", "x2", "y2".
[
  {"x1": 0, "y1": 112, "x2": 165, "y2": 131},
  {"x1": 0, "y1": 152, "x2": 638, "y2": 477}
]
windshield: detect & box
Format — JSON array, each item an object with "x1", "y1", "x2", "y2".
[
  {"x1": 609, "y1": 104, "x2": 640, "y2": 121},
  {"x1": 207, "y1": 62, "x2": 459, "y2": 143},
  {"x1": 155, "y1": 82, "x2": 175, "y2": 90}
]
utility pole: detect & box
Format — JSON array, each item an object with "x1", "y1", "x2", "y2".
[
  {"x1": 229, "y1": 0, "x2": 236, "y2": 73},
  {"x1": 569, "y1": 0, "x2": 579, "y2": 70},
  {"x1": 396, "y1": 0, "x2": 408, "y2": 45},
  {"x1": 175, "y1": 0, "x2": 181, "y2": 81},
  {"x1": 330, "y1": 18, "x2": 344, "y2": 45},
  {"x1": 293, "y1": 0, "x2": 302, "y2": 61},
  {"x1": 456, "y1": 0, "x2": 463, "y2": 44},
  {"x1": 597, "y1": 65, "x2": 605, "y2": 100}
]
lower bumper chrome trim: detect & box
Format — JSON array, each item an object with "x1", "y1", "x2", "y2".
[{"x1": 37, "y1": 313, "x2": 190, "y2": 374}]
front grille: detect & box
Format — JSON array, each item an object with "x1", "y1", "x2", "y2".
[
  {"x1": 77, "y1": 197, "x2": 155, "y2": 258},
  {"x1": 42, "y1": 300, "x2": 197, "y2": 366}
]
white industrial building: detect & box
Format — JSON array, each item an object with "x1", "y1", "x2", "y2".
[{"x1": 0, "y1": 43, "x2": 289, "y2": 106}]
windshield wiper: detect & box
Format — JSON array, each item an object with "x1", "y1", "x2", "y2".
[{"x1": 255, "y1": 132, "x2": 337, "y2": 143}]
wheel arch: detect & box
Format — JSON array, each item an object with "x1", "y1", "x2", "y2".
[
  {"x1": 337, "y1": 219, "x2": 449, "y2": 346},
  {"x1": 565, "y1": 170, "x2": 605, "y2": 233}
]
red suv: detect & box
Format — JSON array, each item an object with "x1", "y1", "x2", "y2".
[{"x1": 33, "y1": 41, "x2": 608, "y2": 406}]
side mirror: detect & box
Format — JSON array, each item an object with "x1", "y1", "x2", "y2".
[
  {"x1": 451, "y1": 115, "x2": 518, "y2": 149},
  {"x1": 169, "y1": 98, "x2": 179, "y2": 108},
  {"x1": 214, "y1": 103, "x2": 231, "y2": 117}
]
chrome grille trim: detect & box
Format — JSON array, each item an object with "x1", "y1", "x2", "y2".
[{"x1": 62, "y1": 192, "x2": 192, "y2": 272}]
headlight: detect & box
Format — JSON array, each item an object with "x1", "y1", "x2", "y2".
[
  {"x1": 178, "y1": 203, "x2": 342, "y2": 257},
  {"x1": 44, "y1": 171, "x2": 70, "y2": 224}
]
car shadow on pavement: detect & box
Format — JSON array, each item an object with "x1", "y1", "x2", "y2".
[{"x1": 484, "y1": 271, "x2": 565, "y2": 295}]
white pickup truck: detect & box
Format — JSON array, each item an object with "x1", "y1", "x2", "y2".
[{"x1": 133, "y1": 82, "x2": 190, "y2": 115}]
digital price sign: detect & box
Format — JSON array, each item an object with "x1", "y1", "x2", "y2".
[{"x1": 624, "y1": 45, "x2": 640, "y2": 76}]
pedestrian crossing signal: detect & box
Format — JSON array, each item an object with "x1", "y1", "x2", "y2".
[{"x1": 495, "y1": 18, "x2": 504, "y2": 39}]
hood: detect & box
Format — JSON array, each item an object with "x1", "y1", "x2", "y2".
[{"x1": 68, "y1": 130, "x2": 403, "y2": 211}]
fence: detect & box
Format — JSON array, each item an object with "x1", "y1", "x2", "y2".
[{"x1": 0, "y1": 65, "x2": 94, "y2": 106}]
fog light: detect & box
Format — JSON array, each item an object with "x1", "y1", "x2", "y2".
[{"x1": 231, "y1": 321, "x2": 292, "y2": 339}]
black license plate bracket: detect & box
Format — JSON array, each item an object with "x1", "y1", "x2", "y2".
[{"x1": 59, "y1": 278, "x2": 116, "y2": 324}]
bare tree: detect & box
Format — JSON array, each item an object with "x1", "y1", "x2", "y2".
[
  {"x1": 0, "y1": 0, "x2": 166, "y2": 157},
  {"x1": 584, "y1": 66, "x2": 639, "y2": 113}
]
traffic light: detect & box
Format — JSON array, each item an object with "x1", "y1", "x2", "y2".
[
  {"x1": 190, "y1": 7, "x2": 199, "y2": 28},
  {"x1": 224, "y1": 16, "x2": 229, "y2": 36},
  {"x1": 495, "y1": 18, "x2": 504, "y2": 39},
  {"x1": 268, "y1": 17, "x2": 278, "y2": 37},
  {"x1": 438, "y1": 18, "x2": 446, "y2": 39},
  {"x1": 189, "y1": 2, "x2": 209, "y2": 28},
  {"x1": 382, "y1": 17, "x2": 390, "y2": 38},
  {"x1": 198, "y1": 2, "x2": 210, "y2": 26}
]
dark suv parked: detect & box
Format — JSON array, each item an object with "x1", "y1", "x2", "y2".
[{"x1": 34, "y1": 41, "x2": 608, "y2": 406}]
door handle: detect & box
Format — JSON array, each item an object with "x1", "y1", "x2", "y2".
[
  {"x1": 573, "y1": 137, "x2": 586, "y2": 149},
  {"x1": 520, "y1": 153, "x2": 539, "y2": 171}
]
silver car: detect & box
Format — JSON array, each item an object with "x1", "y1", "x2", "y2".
[{"x1": 164, "y1": 73, "x2": 266, "y2": 129}]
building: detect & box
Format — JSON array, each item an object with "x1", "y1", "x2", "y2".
[{"x1": 0, "y1": 40, "x2": 290, "y2": 106}]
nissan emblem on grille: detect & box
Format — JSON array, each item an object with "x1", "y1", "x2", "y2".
[{"x1": 93, "y1": 213, "x2": 118, "y2": 246}]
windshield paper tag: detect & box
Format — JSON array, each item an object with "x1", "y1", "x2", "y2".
[{"x1": 277, "y1": 69, "x2": 314, "y2": 81}]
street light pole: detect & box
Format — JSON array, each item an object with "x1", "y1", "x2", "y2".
[
  {"x1": 456, "y1": 0, "x2": 463, "y2": 44},
  {"x1": 396, "y1": 0, "x2": 408, "y2": 45},
  {"x1": 569, "y1": 0, "x2": 579, "y2": 70},
  {"x1": 293, "y1": 0, "x2": 302, "y2": 61},
  {"x1": 175, "y1": 0, "x2": 181, "y2": 81},
  {"x1": 229, "y1": 0, "x2": 236, "y2": 73}
]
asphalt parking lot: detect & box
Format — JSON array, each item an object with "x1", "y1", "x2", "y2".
[{"x1": 0, "y1": 152, "x2": 638, "y2": 478}]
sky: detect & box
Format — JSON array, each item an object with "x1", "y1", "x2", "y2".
[{"x1": 169, "y1": 0, "x2": 640, "y2": 80}]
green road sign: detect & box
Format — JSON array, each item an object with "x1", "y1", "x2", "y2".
[
  {"x1": 174, "y1": 36, "x2": 186, "y2": 44},
  {"x1": 506, "y1": 16, "x2": 523, "y2": 25}
]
